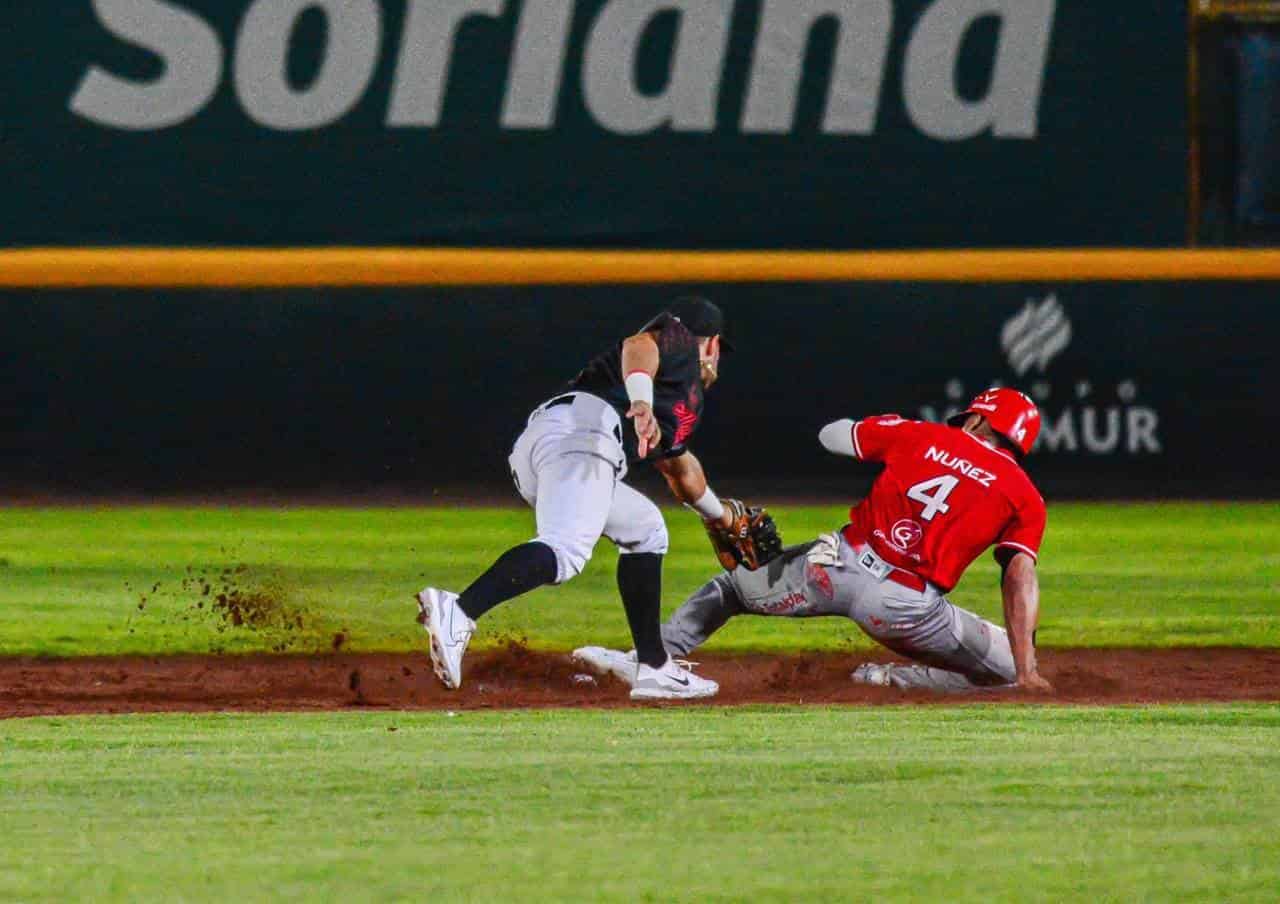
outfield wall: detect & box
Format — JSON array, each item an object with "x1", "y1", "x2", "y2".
[
  {"x1": 3, "y1": 274, "x2": 1277, "y2": 498},
  {"x1": 3, "y1": 0, "x2": 1185, "y2": 249}
]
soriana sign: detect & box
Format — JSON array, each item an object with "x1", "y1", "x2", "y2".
[{"x1": 3, "y1": 0, "x2": 1185, "y2": 248}]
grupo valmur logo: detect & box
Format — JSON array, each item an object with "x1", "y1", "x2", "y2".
[
  {"x1": 999, "y1": 294, "x2": 1071, "y2": 376},
  {"x1": 919, "y1": 294, "x2": 1163, "y2": 456}
]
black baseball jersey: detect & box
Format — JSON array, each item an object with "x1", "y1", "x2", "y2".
[{"x1": 569, "y1": 312, "x2": 705, "y2": 463}]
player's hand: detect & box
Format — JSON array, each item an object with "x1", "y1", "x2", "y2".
[
  {"x1": 626, "y1": 401, "x2": 661, "y2": 457},
  {"x1": 1015, "y1": 671, "x2": 1053, "y2": 693}
]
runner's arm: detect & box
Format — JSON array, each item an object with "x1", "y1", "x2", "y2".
[
  {"x1": 818, "y1": 419, "x2": 857, "y2": 457},
  {"x1": 999, "y1": 551, "x2": 1052, "y2": 692}
]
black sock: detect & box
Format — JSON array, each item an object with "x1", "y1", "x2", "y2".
[
  {"x1": 457, "y1": 541, "x2": 558, "y2": 621},
  {"x1": 617, "y1": 553, "x2": 667, "y2": 668}
]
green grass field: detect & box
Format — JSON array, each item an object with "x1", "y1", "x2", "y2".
[
  {"x1": 1, "y1": 502, "x2": 1277, "y2": 656},
  {"x1": 3, "y1": 502, "x2": 1278, "y2": 901},
  {"x1": 3, "y1": 706, "x2": 1279, "y2": 901}
]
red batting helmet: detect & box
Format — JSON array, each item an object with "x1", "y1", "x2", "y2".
[{"x1": 946, "y1": 388, "x2": 1041, "y2": 455}]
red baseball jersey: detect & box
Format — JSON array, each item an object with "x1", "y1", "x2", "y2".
[{"x1": 844, "y1": 415, "x2": 1046, "y2": 592}]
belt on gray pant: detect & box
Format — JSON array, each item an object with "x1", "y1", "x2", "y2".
[{"x1": 842, "y1": 525, "x2": 929, "y2": 593}]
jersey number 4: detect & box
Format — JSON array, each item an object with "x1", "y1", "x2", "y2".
[{"x1": 906, "y1": 475, "x2": 959, "y2": 521}]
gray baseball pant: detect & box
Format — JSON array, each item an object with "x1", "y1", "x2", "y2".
[{"x1": 661, "y1": 536, "x2": 1016, "y2": 692}]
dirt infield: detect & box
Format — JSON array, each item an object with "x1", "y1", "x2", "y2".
[{"x1": 3, "y1": 646, "x2": 1280, "y2": 717}]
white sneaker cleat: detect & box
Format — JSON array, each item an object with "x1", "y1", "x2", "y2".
[
  {"x1": 416, "y1": 588, "x2": 475, "y2": 690},
  {"x1": 630, "y1": 657, "x2": 718, "y2": 701},
  {"x1": 850, "y1": 662, "x2": 894, "y2": 687},
  {"x1": 572, "y1": 646, "x2": 638, "y2": 686}
]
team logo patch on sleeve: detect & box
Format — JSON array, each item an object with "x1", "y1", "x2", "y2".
[{"x1": 672, "y1": 401, "x2": 698, "y2": 445}]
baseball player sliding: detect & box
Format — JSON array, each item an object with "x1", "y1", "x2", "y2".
[
  {"x1": 574, "y1": 388, "x2": 1054, "y2": 693},
  {"x1": 418, "y1": 297, "x2": 741, "y2": 700}
]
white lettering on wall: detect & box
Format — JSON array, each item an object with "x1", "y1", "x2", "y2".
[
  {"x1": 1036, "y1": 408, "x2": 1077, "y2": 453},
  {"x1": 235, "y1": 0, "x2": 382, "y2": 130},
  {"x1": 69, "y1": 0, "x2": 1058, "y2": 137},
  {"x1": 741, "y1": 0, "x2": 892, "y2": 135},
  {"x1": 903, "y1": 0, "x2": 1056, "y2": 140},
  {"x1": 1081, "y1": 407, "x2": 1121, "y2": 454},
  {"x1": 501, "y1": 0, "x2": 575, "y2": 129},
  {"x1": 1126, "y1": 407, "x2": 1161, "y2": 453},
  {"x1": 582, "y1": 0, "x2": 731, "y2": 134},
  {"x1": 70, "y1": 0, "x2": 222, "y2": 130},
  {"x1": 388, "y1": 0, "x2": 505, "y2": 127}
]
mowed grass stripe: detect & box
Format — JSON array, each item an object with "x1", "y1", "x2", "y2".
[
  {"x1": 1, "y1": 705, "x2": 1278, "y2": 901},
  {"x1": 0, "y1": 502, "x2": 1276, "y2": 656}
]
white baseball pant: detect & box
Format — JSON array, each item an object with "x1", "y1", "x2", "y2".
[{"x1": 508, "y1": 392, "x2": 668, "y2": 584}]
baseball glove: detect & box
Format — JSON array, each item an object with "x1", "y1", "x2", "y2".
[{"x1": 705, "y1": 498, "x2": 783, "y2": 571}]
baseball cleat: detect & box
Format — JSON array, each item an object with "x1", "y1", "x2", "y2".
[
  {"x1": 630, "y1": 657, "x2": 718, "y2": 701},
  {"x1": 850, "y1": 662, "x2": 895, "y2": 687},
  {"x1": 572, "y1": 646, "x2": 638, "y2": 686},
  {"x1": 416, "y1": 587, "x2": 475, "y2": 690}
]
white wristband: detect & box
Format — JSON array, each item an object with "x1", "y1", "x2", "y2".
[
  {"x1": 624, "y1": 371, "x2": 654, "y2": 407},
  {"x1": 687, "y1": 486, "x2": 725, "y2": 521}
]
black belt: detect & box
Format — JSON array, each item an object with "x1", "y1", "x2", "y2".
[{"x1": 535, "y1": 393, "x2": 623, "y2": 443}]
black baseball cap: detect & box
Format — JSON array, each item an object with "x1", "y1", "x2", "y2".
[{"x1": 668, "y1": 295, "x2": 735, "y2": 351}]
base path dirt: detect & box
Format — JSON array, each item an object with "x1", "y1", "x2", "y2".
[{"x1": 4, "y1": 646, "x2": 1280, "y2": 718}]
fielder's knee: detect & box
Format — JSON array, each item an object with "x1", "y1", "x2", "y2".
[
  {"x1": 621, "y1": 521, "x2": 668, "y2": 557},
  {"x1": 535, "y1": 536, "x2": 593, "y2": 584}
]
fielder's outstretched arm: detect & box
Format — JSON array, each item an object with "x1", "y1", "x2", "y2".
[
  {"x1": 999, "y1": 551, "x2": 1052, "y2": 692},
  {"x1": 654, "y1": 452, "x2": 734, "y2": 528}
]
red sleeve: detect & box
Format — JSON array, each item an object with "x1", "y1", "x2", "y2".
[
  {"x1": 994, "y1": 492, "x2": 1046, "y2": 563},
  {"x1": 851, "y1": 414, "x2": 912, "y2": 463}
]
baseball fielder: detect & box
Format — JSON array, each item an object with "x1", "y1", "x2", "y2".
[
  {"x1": 418, "y1": 297, "x2": 739, "y2": 700},
  {"x1": 574, "y1": 388, "x2": 1054, "y2": 693}
]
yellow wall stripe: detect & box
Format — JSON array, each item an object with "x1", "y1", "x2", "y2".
[{"x1": 2, "y1": 247, "x2": 1280, "y2": 287}]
